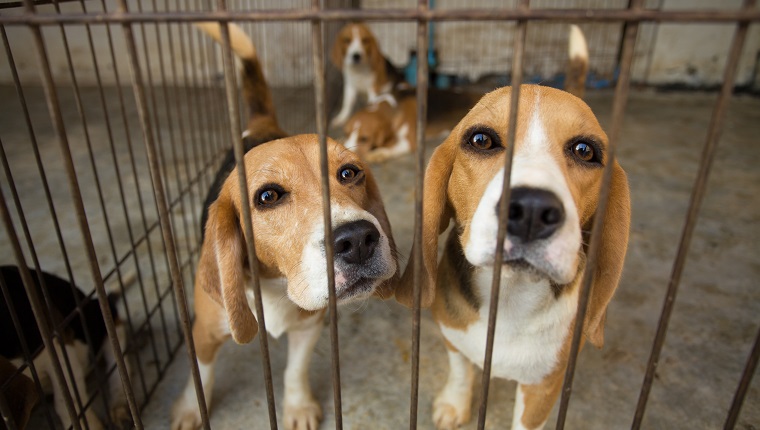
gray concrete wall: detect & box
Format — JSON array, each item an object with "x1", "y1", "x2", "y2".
[{"x1": 643, "y1": 0, "x2": 760, "y2": 87}]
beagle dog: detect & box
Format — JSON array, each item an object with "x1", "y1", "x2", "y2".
[
  {"x1": 172, "y1": 23, "x2": 399, "y2": 430},
  {"x1": 395, "y1": 26, "x2": 631, "y2": 430},
  {"x1": 329, "y1": 23, "x2": 404, "y2": 128},
  {"x1": 343, "y1": 91, "x2": 417, "y2": 163},
  {"x1": 0, "y1": 265, "x2": 130, "y2": 430}
]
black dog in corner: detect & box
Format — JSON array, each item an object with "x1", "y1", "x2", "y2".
[{"x1": 0, "y1": 265, "x2": 130, "y2": 430}]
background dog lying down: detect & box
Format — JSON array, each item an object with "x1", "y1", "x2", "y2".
[
  {"x1": 0, "y1": 265, "x2": 130, "y2": 430},
  {"x1": 343, "y1": 90, "x2": 417, "y2": 163},
  {"x1": 171, "y1": 23, "x2": 399, "y2": 430}
]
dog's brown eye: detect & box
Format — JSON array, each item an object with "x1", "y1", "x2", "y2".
[
  {"x1": 572, "y1": 142, "x2": 594, "y2": 162},
  {"x1": 258, "y1": 189, "x2": 279, "y2": 205},
  {"x1": 470, "y1": 132, "x2": 493, "y2": 150},
  {"x1": 340, "y1": 168, "x2": 356, "y2": 181},
  {"x1": 338, "y1": 164, "x2": 362, "y2": 184}
]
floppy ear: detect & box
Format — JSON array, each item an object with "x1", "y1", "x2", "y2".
[
  {"x1": 330, "y1": 31, "x2": 346, "y2": 70},
  {"x1": 364, "y1": 167, "x2": 399, "y2": 299},
  {"x1": 584, "y1": 162, "x2": 631, "y2": 348},
  {"x1": 395, "y1": 141, "x2": 455, "y2": 308},
  {"x1": 197, "y1": 194, "x2": 258, "y2": 344}
]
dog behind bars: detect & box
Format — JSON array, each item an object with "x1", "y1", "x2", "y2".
[
  {"x1": 0, "y1": 265, "x2": 130, "y2": 430},
  {"x1": 171, "y1": 23, "x2": 399, "y2": 430}
]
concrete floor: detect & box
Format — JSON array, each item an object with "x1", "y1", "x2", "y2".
[{"x1": 2, "y1": 86, "x2": 759, "y2": 429}]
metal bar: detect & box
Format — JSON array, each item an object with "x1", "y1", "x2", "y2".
[
  {"x1": 311, "y1": 1, "x2": 342, "y2": 428},
  {"x1": 22, "y1": 1, "x2": 143, "y2": 426},
  {"x1": 724, "y1": 323, "x2": 760, "y2": 429},
  {"x1": 631, "y1": 1, "x2": 755, "y2": 427},
  {"x1": 555, "y1": 1, "x2": 643, "y2": 428},
  {"x1": 131, "y1": 0, "x2": 187, "y2": 345},
  {"x1": 114, "y1": 1, "x2": 209, "y2": 428},
  {"x1": 98, "y1": 0, "x2": 176, "y2": 363},
  {"x1": 2, "y1": 8, "x2": 760, "y2": 25},
  {"x1": 409, "y1": 1, "x2": 429, "y2": 429},
  {"x1": 166, "y1": 0, "x2": 208, "y2": 239},
  {"x1": 49, "y1": 1, "x2": 152, "y2": 414},
  {"x1": 77, "y1": 0, "x2": 165, "y2": 368},
  {"x1": 215, "y1": 1, "x2": 278, "y2": 428},
  {"x1": 76, "y1": 0, "x2": 165, "y2": 406},
  {"x1": 476, "y1": 2, "x2": 528, "y2": 429},
  {"x1": 150, "y1": 0, "x2": 199, "y2": 267}
]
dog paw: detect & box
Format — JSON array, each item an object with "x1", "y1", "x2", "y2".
[
  {"x1": 283, "y1": 399, "x2": 322, "y2": 430},
  {"x1": 433, "y1": 399, "x2": 470, "y2": 430},
  {"x1": 171, "y1": 403, "x2": 203, "y2": 430}
]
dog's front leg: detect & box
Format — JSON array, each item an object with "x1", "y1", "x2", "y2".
[
  {"x1": 433, "y1": 345, "x2": 475, "y2": 430},
  {"x1": 511, "y1": 373, "x2": 564, "y2": 430},
  {"x1": 283, "y1": 317, "x2": 323, "y2": 430},
  {"x1": 103, "y1": 322, "x2": 131, "y2": 427},
  {"x1": 331, "y1": 84, "x2": 357, "y2": 127},
  {"x1": 52, "y1": 340, "x2": 104, "y2": 430},
  {"x1": 171, "y1": 303, "x2": 229, "y2": 430}
]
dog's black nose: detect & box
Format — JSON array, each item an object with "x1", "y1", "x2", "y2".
[
  {"x1": 351, "y1": 52, "x2": 362, "y2": 63},
  {"x1": 333, "y1": 220, "x2": 380, "y2": 264},
  {"x1": 500, "y1": 187, "x2": 565, "y2": 243}
]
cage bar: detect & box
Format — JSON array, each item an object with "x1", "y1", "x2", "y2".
[
  {"x1": 214, "y1": 1, "x2": 279, "y2": 427},
  {"x1": 408, "y1": 1, "x2": 429, "y2": 429},
  {"x1": 476, "y1": 1, "x2": 528, "y2": 429}
]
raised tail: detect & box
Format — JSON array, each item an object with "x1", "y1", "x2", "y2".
[
  {"x1": 195, "y1": 22, "x2": 283, "y2": 138},
  {"x1": 566, "y1": 24, "x2": 589, "y2": 98}
]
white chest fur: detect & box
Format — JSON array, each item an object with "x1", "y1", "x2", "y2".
[
  {"x1": 439, "y1": 268, "x2": 578, "y2": 385},
  {"x1": 345, "y1": 65, "x2": 386, "y2": 98},
  {"x1": 245, "y1": 278, "x2": 310, "y2": 339}
]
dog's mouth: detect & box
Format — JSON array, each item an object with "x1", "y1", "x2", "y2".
[{"x1": 337, "y1": 277, "x2": 377, "y2": 301}]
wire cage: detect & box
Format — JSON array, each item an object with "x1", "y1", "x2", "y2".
[{"x1": 0, "y1": 0, "x2": 758, "y2": 429}]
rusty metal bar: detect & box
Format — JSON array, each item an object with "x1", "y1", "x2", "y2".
[
  {"x1": 724, "y1": 323, "x2": 760, "y2": 429},
  {"x1": 98, "y1": 0, "x2": 178, "y2": 361},
  {"x1": 151, "y1": 0, "x2": 200, "y2": 266},
  {"x1": 22, "y1": 0, "x2": 143, "y2": 426},
  {"x1": 632, "y1": 1, "x2": 755, "y2": 428},
  {"x1": 476, "y1": 1, "x2": 528, "y2": 429},
  {"x1": 555, "y1": 1, "x2": 643, "y2": 428},
  {"x1": 77, "y1": 0, "x2": 168, "y2": 373},
  {"x1": 170, "y1": 9, "x2": 205, "y2": 196},
  {"x1": 1, "y1": 8, "x2": 760, "y2": 25},
  {"x1": 409, "y1": 1, "x2": 429, "y2": 429},
  {"x1": 311, "y1": 1, "x2": 342, "y2": 428},
  {"x1": 49, "y1": 1, "x2": 153, "y2": 412},
  {"x1": 114, "y1": 0, "x2": 208, "y2": 428},
  {"x1": 215, "y1": 2, "x2": 278, "y2": 428}
]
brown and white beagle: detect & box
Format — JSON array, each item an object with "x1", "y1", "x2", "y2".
[
  {"x1": 171, "y1": 23, "x2": 399, "y2": 430},
  {"x1": 395, "y1": 26, "x2": 631, "y2": 430},
  {"x1": 329, "y1": 23, "x2": 403, "y2": 128},
  {"x1": 343, "y1": 91, "x2": 417, "y2": 163}
]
